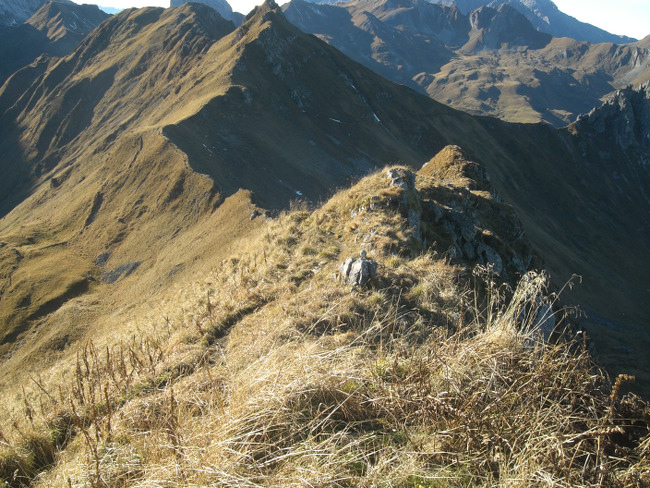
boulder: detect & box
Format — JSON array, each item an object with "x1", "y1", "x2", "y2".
[{"x1": 338, "y1": 250, "x2": 377, "y2": 286}]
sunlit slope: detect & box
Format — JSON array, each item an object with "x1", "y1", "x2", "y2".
[{"x1": 0, "y1": 0, "x2": 647, "y2": 406}]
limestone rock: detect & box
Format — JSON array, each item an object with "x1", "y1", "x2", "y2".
[{"x1": 338, "y1": 250, "x2": 377, "y2": 286}]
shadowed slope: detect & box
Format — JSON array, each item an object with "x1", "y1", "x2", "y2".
[{"x1": 0, "y1": 2, "x2": 109, "y2": 84}]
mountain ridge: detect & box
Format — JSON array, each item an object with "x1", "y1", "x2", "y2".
[
  {"x1": 285, "y1": 0, "x2": 650, "y2": 126},
  {"x1": 428, "y1": 0, "x2": 637, "y2": 43},
  {"x1": 0, "y1": 4, "x2": 648, "y2": 484},
  {"x1": 0, "y1": 0, "x2": 649, "y2": 413},
  {"x1": 0, "y1": 1, "x2": 109, "y2": 84},
  {"x1": 0, "y1": 0, "x2": 72, "y2": 26}
]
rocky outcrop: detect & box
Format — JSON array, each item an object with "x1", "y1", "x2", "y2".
[
  {"x1": 338, "y1": 250, "x2": 377, "y2": 286},
  {"x1": 417, "y1": 146, "x2": 536, "y2": 280},
  {"x1": 576, "y1": 82, "x2": 650, "y2": 151},
  {"x1": 465, "y1": 4, "x2": 551, "y2": 51},
  {"x1": 443, "y1": 209, "x2": 505, "y2": 275},
  {"x1": 386, "y1": 168, "x2": 422, "y2": 243},
  {"x1": 430, "y1": 0, "x2": 635, "y2": 44}
]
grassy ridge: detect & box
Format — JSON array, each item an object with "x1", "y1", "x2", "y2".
[{"x1": 1, "y1": 163, "x2": 647, "y2": 487}]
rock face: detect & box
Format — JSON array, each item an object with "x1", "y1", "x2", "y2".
[
  {"x1": 576, "y1": 82, "x2": 650, "y2": 151},
  {"x1": 386, "y1": 168, "x2": 422, "y2": 242},
  {"x1": 465, "y1": 4, "x2": 551, "y2": 51},
  {"x1": 338, "y1": 250, "x2": 378, "y2": 286}
]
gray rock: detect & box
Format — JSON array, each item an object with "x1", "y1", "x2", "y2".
[
  {"x1": 408, "y1": 208, "x2": 422, "y2": 243},
  {"x1": 511, "y1": 254, "x2": 526, "y2": 274},
  {"x1": 462, "y1": 241, "x2": 476, "y2": 260},
  {"x1": 386, "y1": 168, "x2": 422, "y2": 242},
  {"x1": 449, "y1": 244, "x2": 463, "y2": 260},
  {"x1": 477, "y1": 243, "x2": 503, "y2": 275},
  {"x1": 101, "y1": 261, "x2": 142, "y2": 284},
  {"x1": 338, "y1": 252, "x2": 377, "y2": 286},
  {"x1": 95, "y1": 252, "x2": 111, "y2": 267},
  {"x1": 451, "y1": 210, "x2": 476, "y2": 242},
  {"x1": 386, "y1": 168, "x2": 414, "y2": 189}
]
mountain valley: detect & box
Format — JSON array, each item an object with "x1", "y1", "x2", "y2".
[{"x1": 285, "y1": 0, "x2": 650, "y2": 126}]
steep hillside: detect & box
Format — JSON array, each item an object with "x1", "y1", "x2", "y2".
[
  {"x1": 0, "y1": 0, "x2": 485, "y2": 398},
  {"x1": 1, "y1": 161, "x2": 648, "y2": 487},
  {"x1": 0, "y1": 0, "x2": 70, "y2": 25},
  {"x1": 0, "y1": 0, "x2": 648, "y2": 434},
  {"x1": 0, "y1": 1, "x2": 109, "y2": 84},
  {"x1": 285, "y1": 0, "x2": 650, "y2": 126}
]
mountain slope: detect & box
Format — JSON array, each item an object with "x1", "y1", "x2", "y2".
[
  {"x1": 0, "y1": 0, "x2": 72, "y2": 26},
  {"x1": 285, "y1": 0, "x2": 650, "y2": 126},
  {"x1": 0, "y1": 0, "x2": 648, "y2": 414},
  {"x1": 0, "y1": 0, "x2": 483, "y2": 394},
  {"x1": 0, "y1": 1, "x2": 109, "y2": 84},
  {"x1": 2, "y1": 160, "x2": 648, "y2": 487}
]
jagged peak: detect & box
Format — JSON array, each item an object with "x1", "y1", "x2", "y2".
[
  {"x1": 244, "y1": 0, "x2": 281, "y2": 22},
  {"x1": 463, "y1": 2, "x2": 551, "y2": 51},
  {"x1": 574, "y1": 83, "x2": 650, "y2": 150}
]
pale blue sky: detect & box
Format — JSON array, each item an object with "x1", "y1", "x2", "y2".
[
  {"x1": 85, "y1": 0, "x2": 650, "y2": 40},
  {"x1": 553, "y1": 0, "x2": 649, "y2": 39}
]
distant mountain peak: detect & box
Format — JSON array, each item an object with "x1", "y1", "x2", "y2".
[
  {"x1": 464, "y1": 3, "x2": 551, "y2": 51},
  {"x1": 0, "y1": 1, "x2": 109, "y2": 83},
  {"x1": 576, "y1": 82, "x2": 650, "y2": 151},
  {"x1": 427, "y1": 0, "x2": 636, "y2": 43},
  {"x1": 170, "y1": 0, "x2": 244, "y2": 24},
  {"x1": 0, "y1": 0, "x2": 72, "y2": 26}
]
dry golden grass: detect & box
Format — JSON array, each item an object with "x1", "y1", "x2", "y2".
[{"x1": 1, "y1": 165, "x2": 647, "y2": 487}]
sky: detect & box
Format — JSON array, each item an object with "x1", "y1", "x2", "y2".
[
  {"x1": 552, "y1": 0, "x2": 649, "y2": 40},
  {"x1": 88, "y1": 0, "x2": 650, "y2": 40}
]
